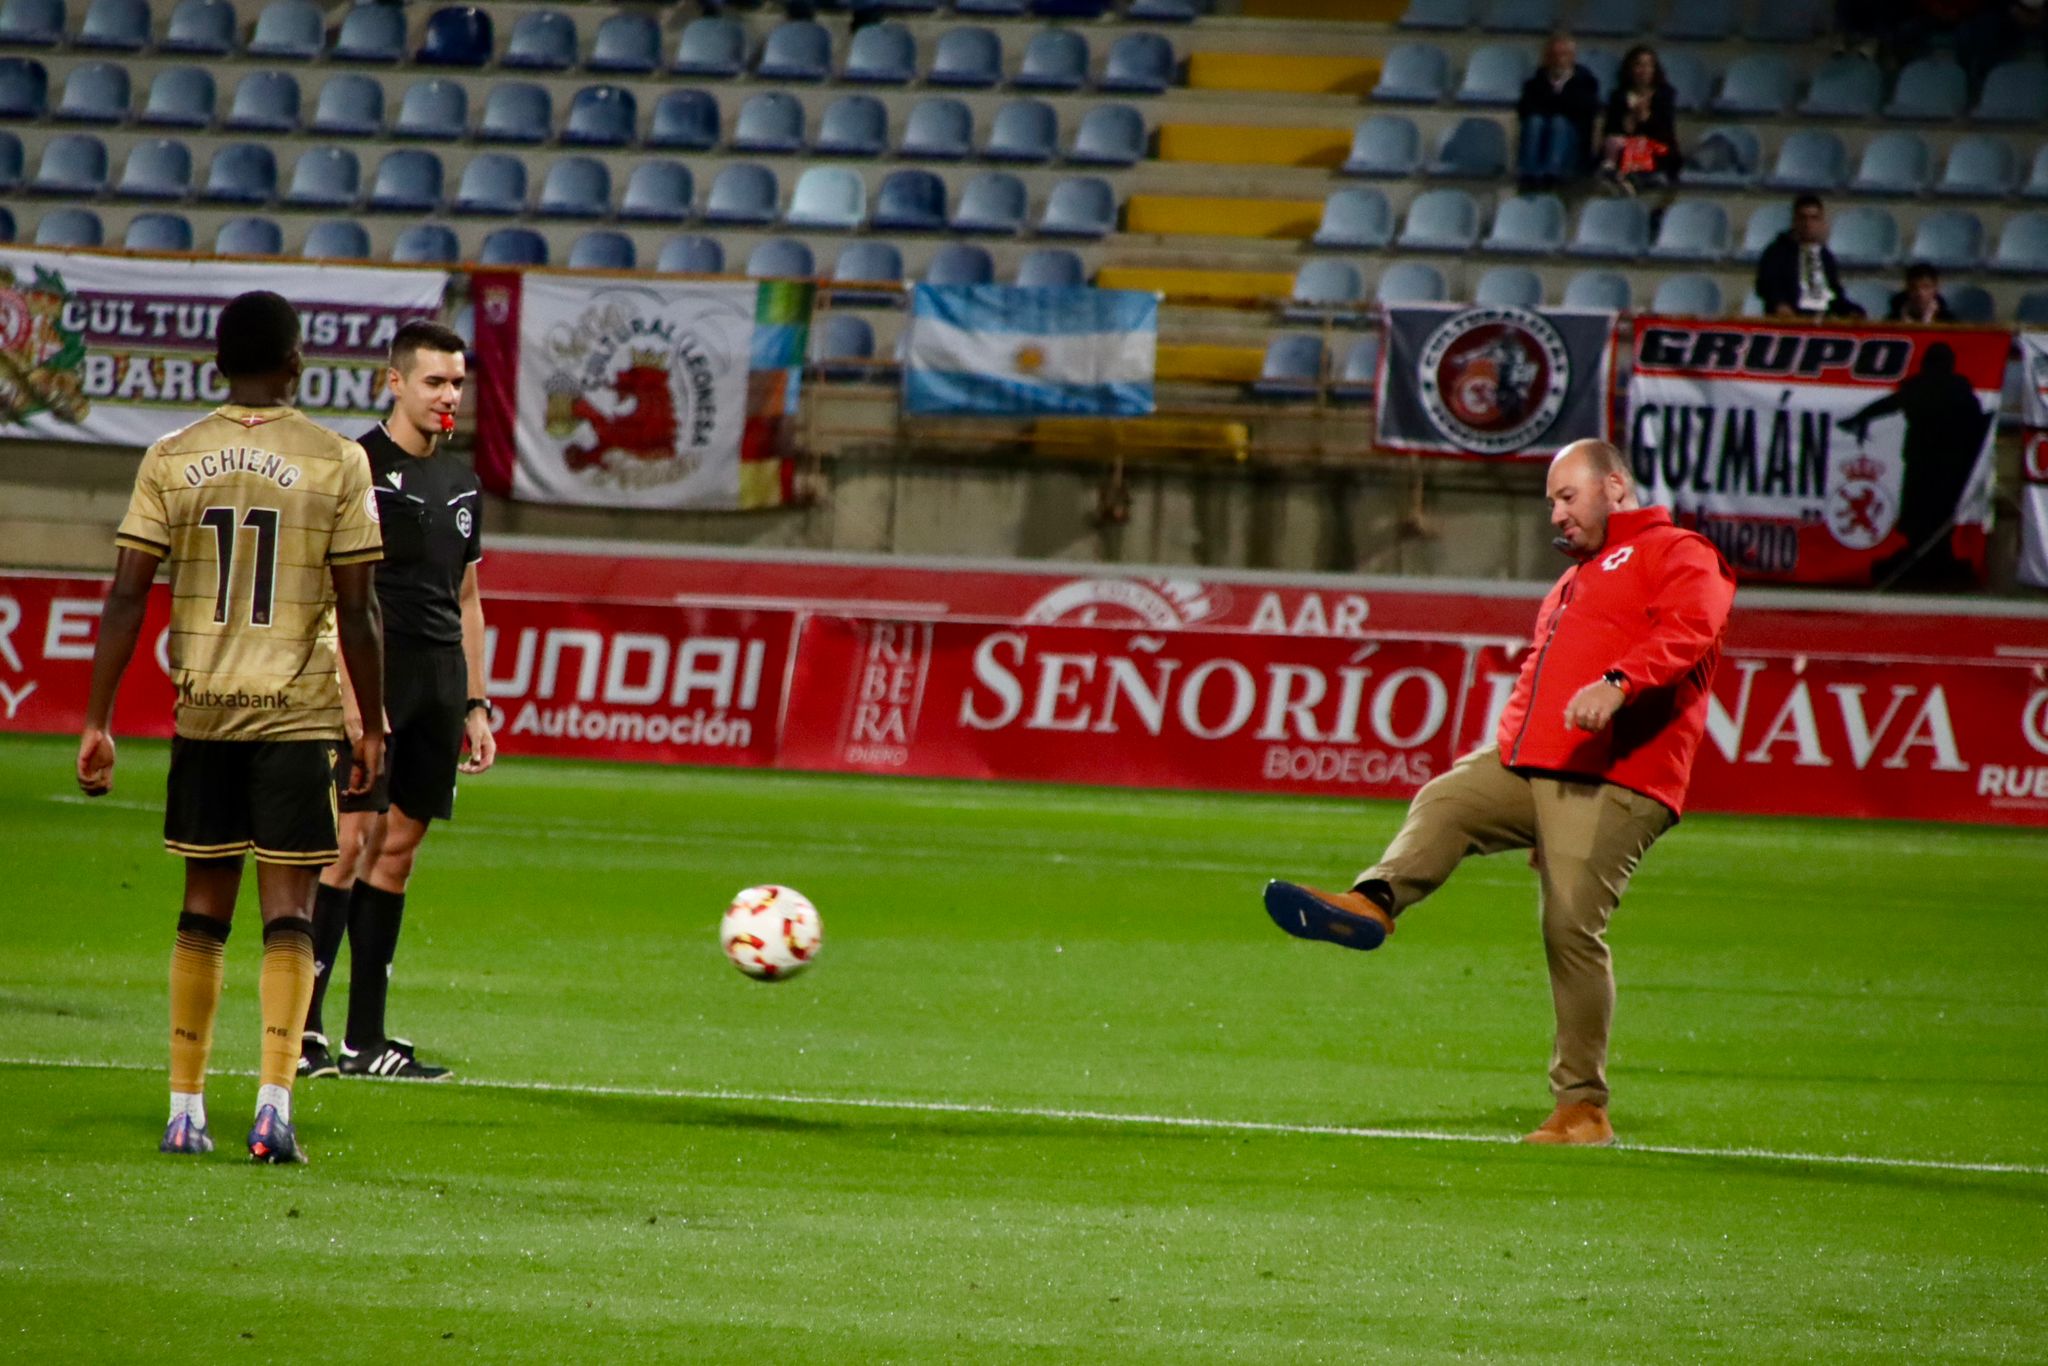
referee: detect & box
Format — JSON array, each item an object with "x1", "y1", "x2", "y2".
[{"x1": 301, "y1": 320, "x2": 495, "y2": 1082}]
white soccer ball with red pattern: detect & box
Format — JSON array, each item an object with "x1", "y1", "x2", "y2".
[{"x1": 720, "y1": 885, "x2": 822, "y2": 981}]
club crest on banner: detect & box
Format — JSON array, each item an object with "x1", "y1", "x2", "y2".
[
  {"x1": 1826, "y1": 451, "x2": 1898, "y2": 550},
  {"x1": 0, "y1": 264, "x2": 90, "y2": 427},
  {"x1": 1415, "y1": 306, "x2": 1571, "y2": 456}
]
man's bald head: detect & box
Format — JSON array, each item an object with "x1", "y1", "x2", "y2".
[{"x1": 1545, "y1": 440, "x2": 1638, "y2": 557}]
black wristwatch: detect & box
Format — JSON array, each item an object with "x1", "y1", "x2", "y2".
[
  {"x1": 464, "y1": 697, "x2": 491, "y2": 716},
  {"x1": 1601, "y1": 669, "x2": 1629, "y2": 694}
]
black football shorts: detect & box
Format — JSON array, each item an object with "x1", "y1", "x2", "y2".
[
  {"x1": 338, "y1": 642, "x2": 467, "y2": 822},
  {"x1": 165, "y1": 737, "x2": 344, "y2": 866}
]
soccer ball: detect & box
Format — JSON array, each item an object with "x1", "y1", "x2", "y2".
[{"x1": 720, "y1": 885, "x2": 822, "y2": 981}]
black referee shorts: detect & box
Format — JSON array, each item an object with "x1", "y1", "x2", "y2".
[
  {"x1": 340, "y1": 642, "x2": 467, "y2": 823},
  {"x1": 166, "y1": 737, "x2": 345, "y2": 866}
]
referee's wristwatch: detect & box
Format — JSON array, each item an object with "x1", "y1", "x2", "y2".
[
  {"x1": 464, "y1": 697, "x2": 491, "y2": 717},
  {"x1": 1600, "y1": 669, "x2": 1630, "y2": 696}
]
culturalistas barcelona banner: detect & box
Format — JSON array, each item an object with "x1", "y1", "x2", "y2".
[
  {"x1": 2017, "y1": 332, "x2": 2048, "y2": 591},
  {"x1": 1626, "y1": 319, "x2": 2009, "y2": 588},
  {"x1": 471, "y1": 271, "x2": 812, "y2": 511},
  {"x1": 0, "y1": 251, "x2": 449, "y2": 448},
  {"x1": 1375, "y1": 304, "x2": 1616, "y2": 459}
]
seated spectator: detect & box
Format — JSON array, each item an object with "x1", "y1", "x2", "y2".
[
  {"x1": 1755, "y1": 194, "x2": 1868, "y2": 319},
  {"x1": 1516, "y1": 34, "x2": 1601, "y2": 192},
  {"x1": 1598, "y1": 45, "x2": 1681, "y2": 194},
  {"x1": 1888, "y1": 262, "x2": 1956, "y2": 322}
]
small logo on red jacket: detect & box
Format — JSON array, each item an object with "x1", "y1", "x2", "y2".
[{"x1": 1600, "y1": 545, "x2": 1635, "y2": 571}]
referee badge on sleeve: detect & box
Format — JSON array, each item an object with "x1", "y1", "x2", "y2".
[{"x1": 456, "y1": 506, "x2": 472, "y2": 538}]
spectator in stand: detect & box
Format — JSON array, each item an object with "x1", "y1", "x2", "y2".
[
  {"x1": 1958, "y1": 0, "x2": 2045, "y2": 86},
  {"x1": 1755, "y1": 195, "x2": 1868, "y2": 319},
  {"x1": 1888, "y1": 262, "x2": 1957, "y2": 323},
  {"x1": 1516, "y1": 35, "x2": 1602, "y2": 193},
  {"x1": 1597, "y1": 46, "x2": 1681, "y2": 195}
]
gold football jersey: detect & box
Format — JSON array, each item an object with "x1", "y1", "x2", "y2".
[{"x1": 115, "y1": 404, "x2": 382, "y2": 741}]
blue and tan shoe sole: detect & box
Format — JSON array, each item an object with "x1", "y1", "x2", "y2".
[{"x1": 1263, "y1": 880, "x2": 1389, "y2": 951}]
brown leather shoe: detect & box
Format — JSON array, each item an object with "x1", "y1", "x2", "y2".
[{"x1": 1521, "y1": 1102, "x2": 1614, "y2": 1146}]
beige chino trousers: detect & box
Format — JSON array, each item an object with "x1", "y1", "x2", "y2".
[{"x1": 1357, "y1": 745, "x2": 1674, "y2": 1108}]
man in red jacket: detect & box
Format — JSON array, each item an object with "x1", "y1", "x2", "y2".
[{"x1": 1264, "y1": 439, "x2": 1735, "y2": 1147}]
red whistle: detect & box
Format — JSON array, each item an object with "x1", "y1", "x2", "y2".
[{"x1": 438, "y1": 412, "x2": 456, "y2": 434}]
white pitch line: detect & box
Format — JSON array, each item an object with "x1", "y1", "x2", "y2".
[{"x1": 5, "y1": 1055, "x2": 2044, "y2": 1179}]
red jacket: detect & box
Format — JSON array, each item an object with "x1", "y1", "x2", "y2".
[{"x1": 1494, "y1": 505, "x2": 1736, "y2": 815}]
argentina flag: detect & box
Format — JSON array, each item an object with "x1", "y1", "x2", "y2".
[{"x1": 903, "y1": 284, "x2": 1158, "y2": 417}]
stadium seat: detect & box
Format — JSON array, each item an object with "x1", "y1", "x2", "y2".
[
  {"x1": 1682, "y1": 126, "x2": 1758, "y2": 189},
  {"x1": 746, "y1": 237, "x2": 814, "y2": 280},
  {"x1": 0, "y1": 0, "x2": 61, "y2": 45},
  {"x1": 816, "y1": 94, "x2": 888, "y2": 158},
  {"x1": 1069, "y1": 103, "x2": 1144, "y2": 166},
  {"x1": 391, "y1": 222, "x2": 457, "y2": 263},
  {"x1": 537, "y1": 156, "x2": 610, "y2": 219},
  {"x1": 567, "y1": 229, "x2": 634, "y2": 271},
  {"x1": 225, "y1": 71, "x2": 300, "y2": 133},
  {"x1": 1396, "y1": 188, "x2": 1479, "y2": 251},
  {"x1": 1428, "y1": 117, "x2": 1508, "y2": 178},
  {"x1": 1101, "y1": 33, "x2": 1174, "y2": 94},
  {"x1": 161, "y1": 0, "x2": 232, "y2": 54},
  {"x1": 1648, "y1": 200, "x2": 1730, "y2": 262},
  {"x1": 476, "y1": 82, "x2": 549, "y2": 145},
  {"x1": 873, "y1": 168, "x2": 948, "y2": 230},
  {"x1": 734, "y1": 92, "x2": 807, "y2": 155},
  {"x1": 1016, "y1": 247, "x2": 1084, "y2": 287},
  {"x1": 1826, "y1": 205, "x2": 1899, "y2": 269},
  {"x1": 1342, "y1": 114, "x2": 1421, "y2": 178},
  {"x1": 587, "y1": 13, "x2": 659, "y2": 74},
  {"x1": 478, "y1": 227, "x2": 547, "y2": 267},
  {"x1": 0, "y1": 56, "x2": 45, "y2": 118},
  {"x1": 332, "y1": 3, "x2": 405, "y2": 62},
  {"x1": 56, "y1": 61, "x2": 129, "y2": 123},
  {"x1": 563, "y1": 85, "x2": 636, "y2": 148},
  {"x1": 32, "y1": 132, "x2": 106, "y2": 194},
  {"x1": 1746, "y1": 0, "x2": 1824, "y2": 42},
  {"x1": 703, "y1": 163, "x2": 780, "y2": 226},
  {"x1": 1482, "y1": 0, "x2": 1555, "y2": 31},
  {"x1": 310, "y1": 73, "x2": 383, "y2": 137},
  {"x1": 657, "y1": 234, "x2": 724, "y2": 275},
  {"x1": 1657, "y1": 50, "x2": 1712, "y2": 113},
  {"x1": 1014, "y1": 28, "x2": 1088, "y2": 91},
  {"x1": 671, "y1": 16, "x2": 743, "y2": 77},
  {"x1": 787, "y1": 165, "x2": 867, "y2": 230},
  {"x1": 1128, "y1": 0, "x2": 1196, "y2": 17},
  {"x1": 1737, "y1": 201, "x2": 1790, "y2": 263},
  {"x1": 1373, "y1": 42, "x2": 1449, "y2": 103},
  {"x1": 1713, "y1": 54, "x2": 1796, "y2": 116},
  {"x1": 117, "y1": 138, "x2": 192, "y2": 199},
  {"x1": 76, "y1": 0, "x2": 147, "y2": 50},
  {"x1": 504, "y1": 9, "x2": 577, "y2": 71},
  {"x1": 1038, "y1": 176, "x2": 1115, "y2": 238},
  {"x1": 1660, "y1": 0, "x2": 1730, "y2": 38},
  {"x1": 1946, "y1": 284, "x2": 1993, "y2": 325},
  {"x1": 1399, "y1": 0, "x2": 1472, "y2": 29},
  {"x1": 1285, "y1": 259, "x2": 1364, "y2": 321},
  {"x1": 951, "y1": 170, "x2": 1027, "y2": 234},
  {"x1": 619, "y1": 160, "x2": 693, "y2": 222},
  {"x1": 986, "y1": 99, "x2": 1057, "y2": 162},
  {"x1": 1563, "y1": 269, "x2": 1629, "y2": 310},
  {"x1": 930, "y1": 25, "x2": 1001, "y2": 88},
  {"x1": 1569, "y1": 0, "x2": 1643, "y2": 36},
  {"x1": 956, "y1": 0, "x2": 1025, "y2": 12},
  {"x1": 649, "y1": 89, "x2": 721, "y2": 151},
  {"x1": 35, "y1": 207, "x2": 102, "y2": 247},
  {"x1": 901, "y1": 97, "x2": 973, "y2": 160},
  {"x1": 757, "y1": 21, "x2": 831, "y2": 82},
  {"x1": 1651, "y1": 273, "x2": 1723, "y2": 316},
  {"x1": 1567, "y1": 198, "x2": 1649, "y2": 258},
  {"x1": 1885, "y1": 57, "x2": 1966, "y2": 120},
  {"x1": 2016, "y1": 290, "x2": 2048, "y2": 325},
  {"x1": 124, "y1": 211, "x2": 193, "y2": 252},
  {"x1": 810, "y1": 314, "x2": 877, "y2": 380},
  {"x1": 1331, "y1": 335, "x2": 1381, "y2": 401},
  {"x1": 1456, "y1": 44, "x2": 1528, "y2": 106},
  {"x1": 1474, "y1": 265, "x2": 1543, "y2": 307},
  {"x1": 216, "y1": 216, "x2": 283, "y2": 256},
  {"x1": 453, "y1": 152, "x2": 527, "y2": 215},
  {"x1": 1848, "y1": 132, "x2": 1931, "y2": 197},
  {"x1": 1799, "y1": 54, "x2": 1882, "y2": 119},
  {"x1": 1972, "y1": 60, "x2": 2048, "y2": 122},
  {"x1": 1376, "y1": 261, "x2": 1447, "y2": 304},
  {"x1": 1937, "y1": 135, "x2": 2018, "y2": 198},
  {"x1": 2020, "y1": 145, "x2": 2048, "y2": 201},
  {"x1": 1839, "y1": 277, "x2": 1891, "y2": 319},
  {"x1": 205, "y1": 143, "x2": 278, "y2": 204},
  {"x1": 1311, "y1": 187, "x2": 1393, "y2": 248},
  {"x1": 1252, "y1": 335, "x2": 1324, "y2": 398},
  {"x1": 0, "y1": 130, "x2": 16, "y2": 191},
  {"x1": 1908, "y1": 210, "x2": 1983, "y2": 271},
  {"x1": 369, "y1": 149, "x2": 443, "y2": 212},
  {"x1": 1482, "y1": 193, "x2": 1565, "y2": 255},
  {"x1": 1989, "y1": 212, "x2": 2048, "y2": 273},
  {"x1": 284, "y1": 146, "x2": 360, "y2": 208},
  {"x1": 1761, "y1": 130, "x2": 1848, "y2": 192},
  {"x1": 844, "y1": 21, "x2": 916, "y2": 84},
  {"x1": 302, "y1": 218, "x2": 371, "y2": 260},
  {"x1": 394, "y1": 80, "x2": 467, "y2": 141},
  {"x1": 247, "y1": 0, "x2": 324, "y2": 60},
  {"x1": 140, "y1": 66, "x2": 215, "y2": 127},
  {"x1": 417, "y1": 6, "x2": 492, "y2": 67},
  {"x1": 830, "y1": 240, "x2": 905, "y2": 302},
  {"x1": 925, "y1": 242, "x2": 995, "y2": 286}
]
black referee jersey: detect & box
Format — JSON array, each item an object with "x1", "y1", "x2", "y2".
[{"x1": 358, "y1": 424, "x2": 482, "y2": 648}]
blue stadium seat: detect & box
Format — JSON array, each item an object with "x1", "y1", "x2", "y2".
[
  {"x1": 1285, "y1": 259, "x2": 1364, "y2": 321},
  {"x1": 1331, "y1": 335, "x2": 1380, "y2": 401},
  {"x1": 1681, "y1": 125, "x2": 1758, "y2": 188},
  {"x1": 1761, "y1": 130, "x2": 1848, "y2": 192},
  {"x1": 1252, "y1": 335, "x2": 1324, "y2": 398},
  {"x1": 332, "y1": 3, "x2": 405, "y2": 62},
  {"x1": 811, "y1": 314, "x2": 878, "y2": 381},
  {"x1": 1848, "y1": 132, "x2": 1930, "y2": 197},
  {"x1": 1800, "y1": 54, "x2": 1882, "y2": 118},
  {"x1": 141, "y1": 66, "x2": 215, "y2": 127},
  {"x1": 1343, "y1": 113, "x2": 1421, "y2": 177},
  {"x1": 757, "y1": 21, "x2": 831, "y2": 82},
  {"x1": 567, "y1": 230, "x2": 635, "y2": 271},
  {"x1": 1481, "y1": 193, "x2": 1565, "y2": 254},
  {"x1": 844, "y1": 21, "x2": 916, "y2": 84},
  {"x1": 1568, "y1": 0, "x2": 1643, "y2": 37},
  {"x1": 477, "y1": 82, "x2": 549, "y2": 145},
  {"x1": 1015, "y1": 247, "x2": 1083, "y2": 287},
  {"x1": 1562, "y1": 269, "x2": 1629, "y2": 310},
  {"x1": 454, "y1": 152, "x2": 527, "y2": 215},
  {"x1": 537, "y1": 156, "x2": 608, "y2": 218},
  {"x1": 0, "y1": 0, "x2": 62, "y2": 45},
  {"x1": 956, "y1": 0, "x2": 1025, "y2": 12},
  {"x1": 951, "y1": 170, "x2": 1027, "y2": 233},
  {"x1": 1909, "y1": 209, "x2": 1983, "y2": 271},
  {"x1": 1376, "y1": 261, "x2": 1447, "y2": 303},
  {"x1": 619, "y1": 160, "x2": 693, "y2": 222},
  {"x1": 1885, "y1": 57, "x2": 1966, "y2": 120},
  {"x1": 925, "y1": 242, "x2": 995, "y2": 286},
  {"x1": 816, "y1": 94, "x2": 887, "y2": 157},
  {"x1": 671, "y1": 16, "x2": 744, "y2": 77},
  {"x1": 2019, "y1": 291, "x2": 2048, "y2": 325},
  {"x1": 1474, "y1": 265, "x2": 1543, "y2": 307},
  {"x1": 1838, "y1": 277, "x2": 1891, "y2": 320},
  {"x1": 36, "y1": 207, "x2": 101, "y2": 246},
  {"x1": 1974, "y1": 60, "x2": 2048, "y2": 124},
  {"x1": 1014, "y1": 28, "x2": 1088, "y2": 90},
  {"x1": 900, "y1": 98, "x2": 973, "y2": 159},
  {"x1": 1936, "y1": 135, "x2": 2017, "y2": 198},
  {"x1": 203, "y1": 143, "x2": 277, "y2": 204},
  {"x1": 284, "y1": 145, "x2": 360, "y2": 208},
  {"x1": 225, "y1": 70, "x2": 300, "y2": 133},
  {"x1": 76, "y1": 0, "x2": 147, "y2": 50},
  {"x1": 1481, "y1": 0, "x2": 1555, "y2": 32},
  {"x1": 1372, "y1": 42, "x2": 1449, "y2": 103},
  {"x1": 479, "y1": 227, "x2": 547, "y2": 267},
  {"x1": 32, "y1": 132, "x2": 106, "y2": 194},
  {"x1": 930, "y1": 25, "x2": 1001, "y2": 88},
  {"x1": 1428, "y1": 117, "x2": 1507, "y2": 177},
  {"x1": 746, "y1": 237, "x2": 814, "y2": 280},
  {"x1": 247, "y1": 0, "x2": 324, "y2": 60},
  {"x1": 1311, "y1": 186, "x2": 1393, "y2": 249},
  {"x1": 369, "y1": 149, "x2": 443, "y2": 212},
  {"x1": 310, "y1": 73, "x2": 383, "y2": 137},
  {"x1": 1566, "y1": 198, "x2": 1649, "y2": 258},
  {"x1": 734, "y1": 91, "x2": 807, "y2": 154},
  {"x1": 1100, "y1": 32, "x2": 1174, "y2": 94},
  {"x1": 986, "y1": 99, "x2": 1057, "y2": 162},
  {"x1": 1648, "y1": 200, "x2": 1729, "y2": 261},
  {"x1": 503, "y1": 9, "x2": 576, "y2": 71},
  {"x1": 0, "y1": 56, "x2": 48, "y2": 118},
  {"x1": 2021, "y1": 145, "x2": 2048, "y2": 200},
  {"x1": 657, "y1": 234, "x2": 724, "y2": 275},
  {"x1": 0, "y1": 130, "x2": 17, "y2": 190},
  {"x1": 216, "y1": 216, "x2": 283, "y2": 256},
  {"x1": 1127, "y1": 0, "x2": 1197, "y2": 18},
  {"x1": 394, "y1": 80, "x2": 467, "y2": 141},
  {"x1": 830, "y1": 240, "x2": 904, "y2": 302},
  {"x1": 649, "y1": 89, "x2": 721, "y2": 151},
  {"x1": 1651, "y1": 273, "x2": 1724, "y2": 316},
  {"x1": 117, "y1": 138, "x2": 192, "y2": 198},
  {"x1": 587, "y1": 14, "x2": 659, "y2": 74},
  {"x1": 563, "y1": 85, "x2": 635, "y2": 148},
  {"x1": 1456, "y1": 44, "x2": 1526, "y2": 106},
  {"x1": 1395, "y1": 187, "x2": 1479, "y2": 250},
  {"x1": 1737, "y1": 201, "x2": 1790, "y2": 263},
  {"x1": 1713, "y1": 54, "x2": 1796, "y2": 117},
  {"x1": 1398, "y1": 0, "x2": 1472, "y2": 30},
  {"x1": 1662, "y1": 0, "x2": 1730, "y2": 38},
  {"x1": 391, "y1": 222, "x2": 457, "y2": 263},
  {"x1": 1946, "y1": 284, "x2": 1993, "y2": 325},
  {"x1": 703, "y1": 163, "x2": 780, "y2": 225},
  {"x1": 160, "y1": 0, "x2": 232, "y2": 55},
  {"x1": 1037, "y1": 176, "x2": 1114, "y2": 238},
  {"x1": 1746, "y1": 0, "x2": 1824, "y2": 41},
  {"x1": 787, "y1": 165, "x2": 867, "y2": 230},
  {"x1": 303, "y1": 218, "x2": 371, "y2": 260},
  {"x1": 417, "y1": 6, "x2": 492, "y2": 67},
  {"x1": 124, "y1": 211, "x2": 194, "y2": 252},
  {"x1": 1069, "y1": 103, "x2": 1144, "y2": 166},
  {"x1": 57, "y1": 61, "x2": 129, "y2": 123},
  {"x1": 873, "y1": 168, "x2": 948, "y2": 230},
  {"x1": 1826, "y1": 205, "x2": 1898, "y2": 269}
]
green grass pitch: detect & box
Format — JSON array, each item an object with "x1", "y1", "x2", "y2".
[{"x1": 2, "y1": 732, "x2": 2044, "y2": 1363}]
